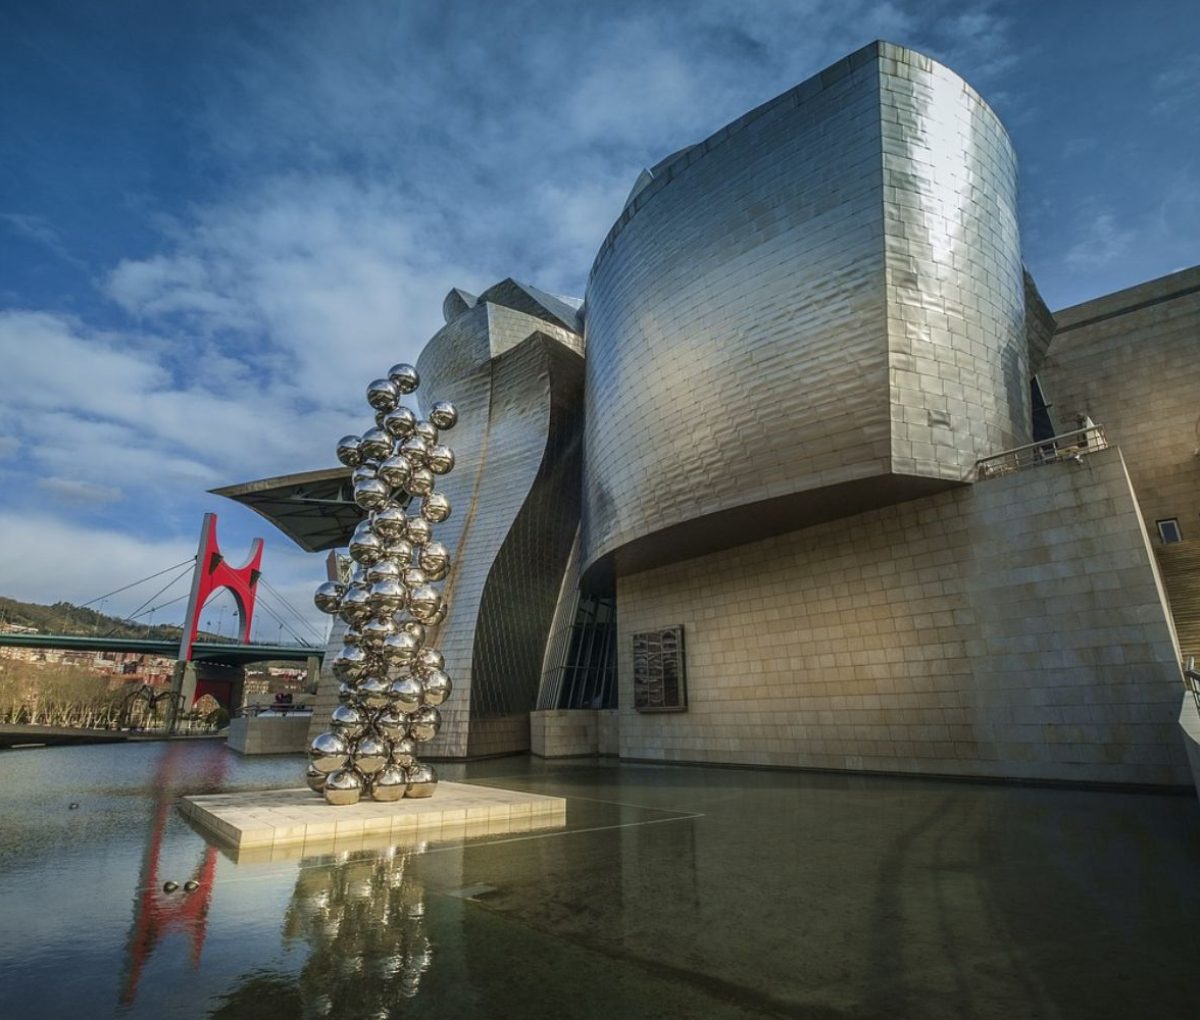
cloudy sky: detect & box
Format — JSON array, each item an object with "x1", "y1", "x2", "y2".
[{"x1": 0, "y1": 0, "x2": 1196, "y2": 637}]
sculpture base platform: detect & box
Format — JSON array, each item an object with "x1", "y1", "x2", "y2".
[{"x1": 180, "y1": 781, "x2": 566, "y2": 853}]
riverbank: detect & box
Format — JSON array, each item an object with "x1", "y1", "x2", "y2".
[{"x1": 0, "y1": 724, "x2": 225, "y2": 749}]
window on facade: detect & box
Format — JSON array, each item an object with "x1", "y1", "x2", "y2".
[{"x1": 1157, "y1": 518, "x2": 1183, "y2": 544}]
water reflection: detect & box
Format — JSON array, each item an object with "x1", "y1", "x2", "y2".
[
  {"x1": 281, "y1": 846, "x2": 433, "y2": 1017},
  {"x1": 119, "y1": 743, "x2": 225, "y2": 1007}
]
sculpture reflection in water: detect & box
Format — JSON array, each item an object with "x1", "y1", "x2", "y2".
[
  {"x1": 282, "y1": 846, "x2": 432, "y2": 1012},
  {"x1": 120, "y1": 743, "x2": 226, "y2": 1006},
  {"x1": 310, "y1": 362, "x2": 458, "y2": 805}
]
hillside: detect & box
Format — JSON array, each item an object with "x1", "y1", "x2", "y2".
[{"x1": 0, "y1": 595, "x2": 222, "y2": 642}]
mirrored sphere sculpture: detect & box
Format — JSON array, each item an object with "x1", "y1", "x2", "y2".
[{"x1": 309, "y1": 359, "x2": 459, "y2": 803}]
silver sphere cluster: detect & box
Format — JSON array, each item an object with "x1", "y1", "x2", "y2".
[{"x1": 308, "y1": 362, "x2": 458, "y2": 806}]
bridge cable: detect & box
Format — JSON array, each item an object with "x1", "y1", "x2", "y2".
[
  {"x1": 102, "y1": 562, "x2": 197, "y2": 637},
  {"x1": 77, "y1": 558, "x2": 196, "y2": 610},
  {"x1": 122, "y1": 591, "x2": 190, "y2": 624},
  {"x1": 256, "y1": 577, "x2": 325, "y2": 643},
  {"x1": 251, "y1": 595, "x2": 317, "y2": 648}
]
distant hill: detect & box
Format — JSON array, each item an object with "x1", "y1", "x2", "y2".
[{"x1": 0, "y1": 595, "x2": 223, "y2": 642}]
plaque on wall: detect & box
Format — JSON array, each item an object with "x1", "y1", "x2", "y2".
[{"x1": 632, "y1": 626, "x2": 686, "y2": 712}]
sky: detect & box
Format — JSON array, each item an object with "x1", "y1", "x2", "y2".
[{"x1": 0, "y1": 0, "x2": 1196, "y2": 639}]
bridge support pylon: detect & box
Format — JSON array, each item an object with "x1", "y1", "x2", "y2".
[{"x1": 167, "y1": 513, "x2": 263, "y2": 735}]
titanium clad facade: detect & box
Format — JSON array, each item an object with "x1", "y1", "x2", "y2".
[
  {"x1": 879, "y1": 47, "x2": 1029, "y2": 476},
  {"x1": 415, "y1": 297, "x2": 584, "y2": 757},
  {"x1": 581, "y1": 42, "x2": 1028, "y2": 579}
]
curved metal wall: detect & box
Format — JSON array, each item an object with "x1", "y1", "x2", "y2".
[
  {"x1": 416, "y1": 302, "x2": 583, "y2": 757},
  {"x1": 581, "y1": 41, "x2": 1026, "y2": 579}
]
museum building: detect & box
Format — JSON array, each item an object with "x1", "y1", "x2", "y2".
[{"x1": 219, "y1": 41, "x2": 1200, "y2": 786}]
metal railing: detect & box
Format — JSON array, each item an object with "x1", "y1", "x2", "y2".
[
  {"x1": 1183, "y1": 657, "x2": 1200, "y2": 713},
  {"x1": 975, "y1": 425, "x2": 1109, "y2": 480}
]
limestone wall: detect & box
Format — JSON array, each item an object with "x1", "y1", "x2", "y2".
[
  {"x1": 1040, "y1": 266, "x2": 1200, "y2": 660},
  {"x1": 615, "y1": 447, "x2": 1190, "y2": 786}
]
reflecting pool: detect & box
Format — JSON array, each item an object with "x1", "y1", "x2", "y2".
[{"x1": 1, "y1": 740, "x2": 1198, "y2": 1018}]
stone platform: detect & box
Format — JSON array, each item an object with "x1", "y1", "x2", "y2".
[{"x1": 180, "y1": 781, "x2": 566, "y2": 852}]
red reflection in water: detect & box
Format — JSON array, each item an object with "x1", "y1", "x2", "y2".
[{"x1": 119, "y1": 743, "x2": 227, "y2": 1007}]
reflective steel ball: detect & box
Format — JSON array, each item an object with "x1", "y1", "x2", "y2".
[
  {"x1": 402, "y1": 620, "x2": 426, "y2": 644},
  {"x1": 339, "y1": 586, "x2": 373, "y2": 624},
  {"x1": 367, "y1": 378, "x2": 399, "y2": 412},
  {"x1": 336, "y1": 435, "x2": 364, "y2": 467},
  {"x1": 352, "y1": 734, "x2": 389, "y2": 775},
  {"x1": 360, "y1": 427, "x2": 393, "y2": 461},
  {"x1": 369, "y1": 578, "x2": 407, "y2": 614},
  {"x1": 399, "y1": 436, "x2": 429, "y2": 464},
  {"x1": 376, "y1": 709, "x2": 408, "y2": 738},
  {"x1": 422, "y1": 669, "x2": 452, "y2": 707},
  {"x1": 382, "y1": 631, "x2": 420, "y2": 665},
  {"x1": 388, "y1": 363, "x2": 420, "y2": 394},
  {"x1": 407, "y1": 467, "x2": 435, "y2": 497},
  {"x1": 305, "y1": 766, "x2": 328, "y2": 793},
  {"x1": 359, "y1": 616, "x2": 395, "y2": 649},
  {"x1": 323, "y1": 768, "x2": 363, "y2": 806},
  {"x1": 426, "y1": 444, "x2": 455, "y2": 475},
  {"x1": 409, "y1": 706, "x2": 441, "y2": 743},
  {"x1": 370, "y1": 505, "x2": 408, "y2": 541},
  {"x1": 413, "y1": 421, "x2": 439, "y2": 446},
  {"x1": 420, "y1": 542, "x2": 449, "y2": 580},
  {"x1": 406, "y1": 518, "x2": 433, "y2": 548},
  {"x1": 383, "y1": 406, "x2": 417, "y2": 438},
  {"x1": 313, "y1": 581, "x2": 344, "y2": 614},
  {"x1": 349, "y1": 530, "x2": 385, "y2": 566},
  {"x1": 372, "y1": 765, "x2": 410, "y2": 802},
  {"x1": 428, "y1": 401, "x2": 458, "y2": 430},
  {"x1": 331, "y1": 704, "x2": 367, "y2": 738},
  {"x1": 403, "y1": 566, "x2": 428, "y2": 589},
  {"x1": 364, "y1": 558, "x2": 400, "y2": 583},
  {"x1": 421, "y1": 492, "x2": 451, "y2": 523},
  {"x1": 332, "y1": 645, "x2": 370, "y2": 680},
  {"x1": 351, "y1": 464, "x2": 378, "y2": 486},
  {"x1": 405, "y1": 762, "x2": 438, "y2": 798},
  {"x1": 353, "y1": 478, "x2": 390, "y2": 512},
  {"x1": 408, "y1": 585, "x2": 442, "y2": 624},
  {"x1": 359, "y1": 676, "x2": 392, "y2": 710},
  {"x1": 377, "y1": 454, "x2": 413, "y2": 490},
  {"x1": 388, "y1": 676, "x2": 424, "y2": 714},
  {"x1": 390, "y1": 737, "x2": 419, "y2": 769},
  {"x1": 416, "y1": 647, "x2": 444, "y2": 675},
  {"x1": 384, "y1": 537, "x2": 415, "y2": 564},
  {"x1": 309, "y1": 731, "x2": 350, "y2": 773}
]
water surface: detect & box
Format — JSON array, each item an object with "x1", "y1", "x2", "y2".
[{"x1": 1, "y1": 740, "x2": 1197, "y2": 1018}]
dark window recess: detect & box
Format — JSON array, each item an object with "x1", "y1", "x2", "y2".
[
  {"x1": 1157, "y1": 519, "x2": 1183, "y2": 544},
  {"x1": 557, "y1": 594, "x2": 618, "y2": 710},
  {"x1": 1031, "y1": 376, "x2": 1056, "y2": 442}
]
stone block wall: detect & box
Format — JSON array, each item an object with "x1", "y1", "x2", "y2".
[
  {"x1": 1040, "y1": 266, "x2": 1200, "y2": 659},
  {"x1": 228, "y1": 715, "x2": 311, "y2": 755},
  {"x1": 615, "y1": 447, "x2": 1189, "y2": 786}
]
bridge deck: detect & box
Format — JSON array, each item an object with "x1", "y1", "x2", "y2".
[{"x1": 0, "y1": 632, "x2": 319, "y2": 664}]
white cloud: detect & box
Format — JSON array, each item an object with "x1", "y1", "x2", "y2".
[
  {"x1": 1064, "y1": 211, "x2": 1135, "y2": 270},
  {"x1": 0, "y1": 0, "x2": 1037, "y2": 613},
  {"x1": 37, "y1": 478, "x2": 124, "y2": 506}
]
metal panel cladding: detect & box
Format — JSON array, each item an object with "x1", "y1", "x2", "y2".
[{"x1": 581, "y1": 42, "x2": 1026, "y2": 579}]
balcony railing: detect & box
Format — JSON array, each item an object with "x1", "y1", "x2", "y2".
[{"x1": 975, "y1": 425, "x2": 1109, "y2": 480}]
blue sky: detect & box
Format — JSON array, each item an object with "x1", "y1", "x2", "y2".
[{"x1": 0, "y1": 0, "x2": 1196, "y2": 635}]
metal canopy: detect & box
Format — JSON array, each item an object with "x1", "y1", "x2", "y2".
[{"x1": 211, "y1": 467, "x2": 368, "y2": 552}]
